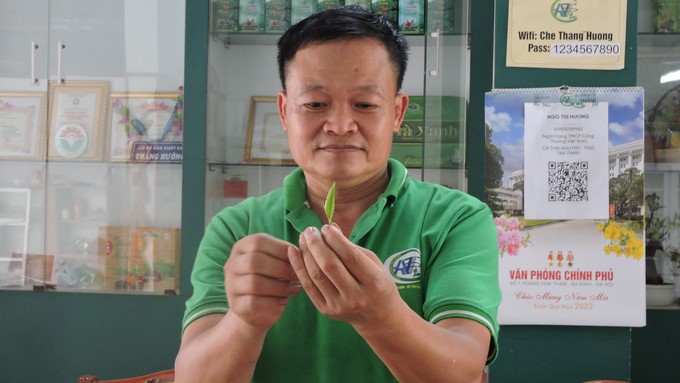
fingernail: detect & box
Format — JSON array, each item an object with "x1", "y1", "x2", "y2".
[
  {"x1": 287, "y1": 246, "x2": 297, "y2": 259},
  {"x1": 321, "y1": 224, "x2": 331, "y2": 237},
  {"x1": 288, "y1": 281, "x2": 301, "y2": 294},
  {"x1": 330, "y1": 223, "x2": 342, "y2": 235},
  {"x1": 298, "y1": 231, "x2": 306, "y2": 246}
]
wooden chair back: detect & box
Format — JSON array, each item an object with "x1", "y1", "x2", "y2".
[{"x1": 76, "y1": 369, "x2": 174, "y2": 383}]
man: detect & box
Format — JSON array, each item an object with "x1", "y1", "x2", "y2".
[{"x1": 175, "y1": 6, "x2": 500, "y2": 382}]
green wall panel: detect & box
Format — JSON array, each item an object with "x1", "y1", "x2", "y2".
[
  {"x1": 632, "y1": 310, "x2": 680, "y2": 382},
  {"x1": 487, "y1": 1, "x2": 639, "y2": 381},
  {"x1": 467, "y1": 0, "x2": 494, "y2": 200},
  {"x1": 0, "y1": 292, "x2": 184, "y2": 381},
  {"x1": 490, "y1": 326, "x2": 632, "y2": 382}
]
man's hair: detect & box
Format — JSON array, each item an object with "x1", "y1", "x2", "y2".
[{"x1": 277, "y1": 5, "x2": 409, "y2": 92}]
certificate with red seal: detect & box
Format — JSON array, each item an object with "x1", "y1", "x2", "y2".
[{"x1": 47, "y1": 81, "x2": 109, "y2": 161}]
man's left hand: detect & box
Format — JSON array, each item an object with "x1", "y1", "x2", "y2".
[{"x1": 287, "y1": 224, "x2": 402, "y2": 330}]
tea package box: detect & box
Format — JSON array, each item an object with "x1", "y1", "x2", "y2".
[
  {"x1": 653, "y1": 0, "x2": 680, "y2": 33},
  {"x1": 371, "y1": 0, "x2": 398, "y2": 23},
  {"x1": 291, "y1": 0, "x2": 317, "y2": 25},
  {"x1": 214, "y1": 0, "x2": 239, "y2": 33},
  {"x1": 265, "y1": 0, "x2": 291, "y2": 33},
  {"x1": 215, "y1": 0, "x2": 436, "y2": 35},
  {"x1": 98, "y1": 226, "x2": 180, "y2": 292},
  {"x1": 317, "y1": 0, "x2": 343, "y2": 12},
  {"x1": 346, "y1": 0, "x2": 371, "y2": 10},
  {"x1": 398, "y1": 0, "x2": 424, "y2": 34},
  {"x1": 391, "y1": 96, "x2": 466, "y2": 169},
  {"x1": 239, "y1": 0, "x2": 266, "y2": 32},
  {"x1": 427, "y1": 0, "x2": 455, "y2": 34}
]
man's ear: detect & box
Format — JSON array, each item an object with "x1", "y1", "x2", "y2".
[
  {"x1": 277, "y1": 91, "x2": 288, "y2": 132},
  {"x1": 393, "y1": 92, "x2": 409, "y2": 133}
]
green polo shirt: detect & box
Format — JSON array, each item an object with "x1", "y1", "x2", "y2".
[{"x1": 183, "y1": 158, "x2": 501, "y2": 382}]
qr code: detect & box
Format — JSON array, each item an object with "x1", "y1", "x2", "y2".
[{"x1": 547, "y1": 161, "x2": 588, "y2": 202}]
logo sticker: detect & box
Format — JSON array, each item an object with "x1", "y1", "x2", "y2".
[
  {"x1": 551, "y1": 1, "x2": 577, "y2": 23},
  {"x1": 384, "y1": 248, "x2": 421, "y2": 284},
  {"x1": 54, "y1": 123, "x2": 88, "y2": 158}
]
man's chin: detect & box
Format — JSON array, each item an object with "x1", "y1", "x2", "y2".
[{"x1": 302, "y1": 160, "x2": 368, "y2": 179}]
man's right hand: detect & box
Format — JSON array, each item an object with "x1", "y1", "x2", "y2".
[{"x1": 224, "y1": 233, "x2": 301, "y2": 329}]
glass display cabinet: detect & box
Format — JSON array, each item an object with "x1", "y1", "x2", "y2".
[
  {"x1": 204, "y1": 0, "x2": 472, "y2": 221},
  {"x1": 639, "y1": 0, "x2": 680, "y2": 307},
  {"x1": 0, "y1": 0, "x2": 185, "y2": 294}
]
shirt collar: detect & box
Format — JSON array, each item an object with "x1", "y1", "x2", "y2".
[
  {"x1": 384, "y1": 158, "x2": 408, "y2": 206},
  {"x1": 283, "y1": 158, "x2": 409, "y2": 212}
]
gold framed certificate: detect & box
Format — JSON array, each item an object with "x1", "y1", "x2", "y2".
[
  {"x1": 47, "y1": 80, "x2": 109, "y2": 161},
  {"x1": 0, "y1": 92, "x2": 47, "y2": 160},
  {"x1": 108, "y1": 92, "x2": 183, "y2": 162},
  {"x1": 244, "y1": 96, "x2": 295, "y2": 165}
]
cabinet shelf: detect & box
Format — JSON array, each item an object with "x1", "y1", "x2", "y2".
[
  {"x1": 207, "y1": 162, "x2": 297, "y2": 173},
  {"x1": 206, "y1": 161, "x2": 465, "y2": 174},
  {"x1": 211, "y1": 32, "x2": 466, "y2": 48},
  {"x1": 0, "y1": 219, "x2": 28, "y2": 226},
  {"x1": 638, "y1": 33, "x2": 680, "y2": 48},
  {"x1": 646, "y1": 162, "x2": 680, "y2": 172}
]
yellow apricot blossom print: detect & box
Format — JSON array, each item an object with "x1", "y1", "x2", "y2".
[{"x1": 597, "y1": 220, "x2": 644, "y2": 260}]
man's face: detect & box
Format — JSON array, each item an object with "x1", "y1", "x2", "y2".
[{"x1": 278, "y1": 38, "x2": 408, "y2": 186}]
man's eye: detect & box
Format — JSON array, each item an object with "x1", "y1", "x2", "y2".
[
  {"x1": 304, "y1": 102, "x2": 326, "y2": 109},
  {"x1": 356, "y1": 102, "x2": 377, "y2": 110}
]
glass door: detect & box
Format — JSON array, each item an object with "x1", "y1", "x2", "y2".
[
  {"x1": 639, "y1": 0, "x2": 680, "y2": 298},
  {"x1": 421, "y1": 0, "x2": 469, "y2": 190},
  {"x1": 0, "y1": 0, "x2": 50, "y2": 288},
  {"x1": 0, "y1": 0, "x2": 186, "y2": 294}
]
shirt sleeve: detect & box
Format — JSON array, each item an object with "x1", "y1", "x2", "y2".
[
  {"x1": 181, "y1": 209, "x2": 240, "y2": 333},
  {"x1": 421, "y1": 193, "x2": 502, "y2": 364}
]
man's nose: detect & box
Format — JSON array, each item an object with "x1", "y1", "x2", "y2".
[{"x1": 323, "y1": 104, "x2": 358, "y2": 135}]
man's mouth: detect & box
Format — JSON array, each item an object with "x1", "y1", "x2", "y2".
[{"x1": 320, "y1": 144, "x2": 362, "y2": 152}]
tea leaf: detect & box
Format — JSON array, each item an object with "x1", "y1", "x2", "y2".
[{"x1": 324, "y1": 181, "x2": 336, "y2": 224}]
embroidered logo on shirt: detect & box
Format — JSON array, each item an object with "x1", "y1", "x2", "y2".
[{"x1": 384, "y1": 248, "x2": 421, "y2": 284}]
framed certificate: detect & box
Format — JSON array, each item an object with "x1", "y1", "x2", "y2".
[
  {"x1": 244, "y1": 96, "x2": 295, "y2": 165},
  {"x1": 47, "y1": 81, "x2": 109, "y2": 161},
  {"x1": 0, "y1": 92, "x2": 47, "y2": 160},
  {"x1": 108, "y1": 92, "x2": 183, "y2": 162}
]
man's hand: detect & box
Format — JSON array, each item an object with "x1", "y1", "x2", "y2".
[
  {"x1": 225, "y1": 233, "x2": 301, "y2": 329},
  {"x1": 287, "y1": 224, "x2": 401, "y2": 330}
]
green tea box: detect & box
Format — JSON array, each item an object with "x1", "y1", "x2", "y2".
[
  {"x1": 653, "y1": 0, "x2": 679, "y2": 33},
  {"x1": 427, "y1": 0, "x2": 454, "y2": 34},
  {"x1": 398, "y1": 0, "x2": 424, "y2": 34},
  {"x1": 213, "y1": 0, "x2": 239, "y2": 33},
  {"x1": 391, "y1": 96, "x2": 466, "y2": 168},
  {"x1": 371, "y1": 0, "x2": 398, "y2": 23},
  {"x1": 265, "y1": 0, "x2": 290, "y2": 33},
  {"x1": 346, "y1": 0, "x2": 371, "y2": 10},
  {"x1": 317, "y1": 0, "x2": 342, "y2": 12},
  {"x1": 291, "y1": 0, "x2": 317, "y2": 25},
  {"x1": 239, "y1": 0, "x2": 265, "y2": 32}
]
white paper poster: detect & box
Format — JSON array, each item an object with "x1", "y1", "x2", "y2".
[
  {"x1": 524, "y1": 102, "x2": 609, "y2": 219},
  {"x1": 485, "y1": 87, "x2": 645, "y2": 327}
]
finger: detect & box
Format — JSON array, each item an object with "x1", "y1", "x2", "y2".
[
  {"x1": 229, "y1": 250, "x2": 297, "y2": 281},
  {"x1": 297, "y1": 228, "x2": 341, "y2": 301},
  {"x1": 287, "y1": 245, "x2": 325, "y2": 305},
  {"x1": 320, "y1": 224, "x2": 384, "y2": 282},
  {"x1": 228, "y1": 273, "x2": 301, "y2": 298},
  {"x1": 235, "y1": 233, "x2": 294, "y2": 261}
]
